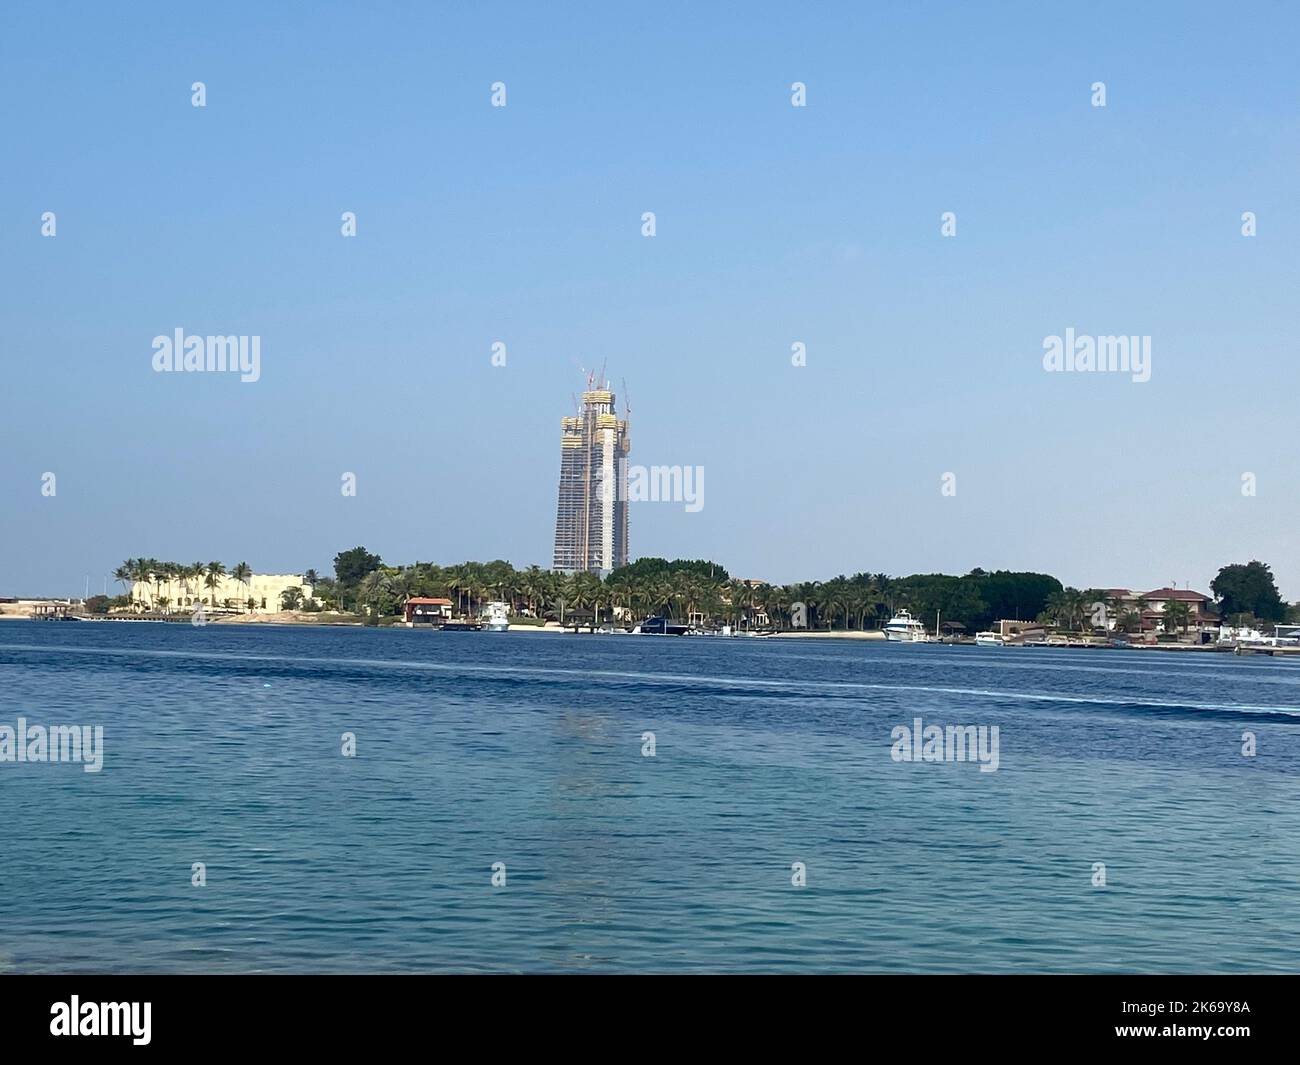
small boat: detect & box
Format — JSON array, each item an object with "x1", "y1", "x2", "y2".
[
  {"x1": 974, "y1": 631, "x2": 1005, "y2": 646},
  {"x1": 883, "y1": 610, "x2": 929, "y2": 643}
]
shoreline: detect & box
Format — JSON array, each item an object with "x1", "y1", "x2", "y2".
[{"x1": 3, "y1": 604, "x2": 1281, "y2": 652}]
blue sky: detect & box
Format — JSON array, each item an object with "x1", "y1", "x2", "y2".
[{"x1": 3, "y1": 1, "x2": 1299, "y2": 598}]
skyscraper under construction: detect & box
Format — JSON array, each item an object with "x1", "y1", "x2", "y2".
[{"x1": 552, "y1": 376, "x2": 630, "y2": 574}]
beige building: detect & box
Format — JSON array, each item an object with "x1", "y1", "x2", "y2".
[
  {"x1": 1101, "y1": 587, "x2": 1219, "y2": 634},
  {"x1": 129, "y1": 573, "x2": 313, "y2": 614}
]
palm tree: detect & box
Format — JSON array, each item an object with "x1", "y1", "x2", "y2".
[
  {"x1": 545, "y1": 578, "x2": 569, "y2": 623},
  {"x1": 606, "y1": 572, "x2": 633, "y2": 625},
  {"x1": 1163, "y1": 600, "x2": 1192, "y2": 634},
  {"x1": 356, "y1": 571, "x2": 393, "y2": 615},
  {"x1": 1105, "y1": 593, "x2": 1130, "y2": 630},
  {"x1": 141, "y1": 558, "x2": 164, "y2": 609},
  {"x1": 154, "y1": 562, "x2": 170, "y2": 611},
  {"x1": 204, "y1": 561, "x2": 226, "y2": 606},
  {"x1": 798, "y1": 581, "x2": 823, "y2": 629},
  {"x1": 168, "y1": 562, "x2": 183, "y2": 610},
  {"x1": 128, "y1": 559, "x2": 150, "y2": 609},
  {"x1": 496, "y1": 573, "x2": 520, "y2": 614},
  {"x1": 725, "y1": 579, "x2": 748, "y2": 629},
  {"x1": 873, "y1": 574, "x2": 894, "y2": 617},
  {"x1": 187, "y1": 562, "x2": 205, "y2": 606},
  {"x1": 643, "y1": 578, "x2": 669, "y2": 618},
  {"x1": 764, "y1": 585, "x2": 790, "y2": 629},
  {"x1": 1043, "y1": 587, "x2": 1090, "y2": 632},
  {"x1": 231, "y1": 562, "x2": 252, "y2": 612},
  {"x1": 445, "y1": 566, "x2": 466, "y2": 616},
  {"x1": 1133, "y1": 597, "x2": 1151, "y2": 635},
  {"x1": 114, "y1": 561, "x2": 134, "y2": 605},
  {"x1": 592, "y1": 582, "x2": 611, "y2": 626},
  {"x1": 519, "y1": 565, "x2": 545, "y2": 617}
]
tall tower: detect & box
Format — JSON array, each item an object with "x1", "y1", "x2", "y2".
[{"x1": 552, "y1": 376, "x2": 630, "y2": 573}]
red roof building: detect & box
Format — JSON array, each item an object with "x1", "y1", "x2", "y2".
[
  {"x1": 1103, "y1": 587, "x2": 1219, "y2": 631},
  {"x1": 403, "y1": 597, "x2": 453, "y2": 624}
]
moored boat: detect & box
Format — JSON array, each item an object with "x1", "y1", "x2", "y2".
[
  {"x1": 633, "y1": 616, "x2": 688, "y2": 636},
  {"x1": 483, "y1": 601, "x2": 510, "y2": 632},
  {"x1": 884, "y1": 610, "x2": 929, "y2": 642}
]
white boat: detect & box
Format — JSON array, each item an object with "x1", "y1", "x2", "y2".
[
  {"x1": 1219, "y1": 624, "x2": 1271, "y2": 646},
  {"x1": 974, "y1": 631, "x2": 1005, "y2": 646},
  {"x1": 884, "y1": 610, "x2": 929, "y2": 642},
  {"x1": 483, "y1": 601, "x2": 510, "y2": 632}
]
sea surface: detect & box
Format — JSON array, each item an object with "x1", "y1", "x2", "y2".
[{"x1": 1, "y1": 623, "x2": 1298, "y2": 974}]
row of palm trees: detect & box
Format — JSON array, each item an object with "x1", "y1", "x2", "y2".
[
  {"x1": 347, "y1": 561, "x2": 905, "y2": 630},
  {"x1": 107, "y1": 554, "x2": 1206, "y2": 634},
  {"x1": 112, "y1": 558, "x2": 254, "y2": 612}
]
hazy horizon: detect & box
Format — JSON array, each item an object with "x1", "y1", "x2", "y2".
[{"x1": 4, "y1": 1, "x2": 1298, "y2": 600}]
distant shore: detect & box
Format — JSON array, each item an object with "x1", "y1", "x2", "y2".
[{"x1": 4, "y1": 601, "x2": 1286, "y2": 653}]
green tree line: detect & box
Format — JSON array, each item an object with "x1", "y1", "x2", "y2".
[{"x1": 108, "y1": 551, "x2": 1295, "y2": 633}]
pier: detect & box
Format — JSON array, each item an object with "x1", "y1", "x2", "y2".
[{"x1": 31, "y1": 603, "x2": 76, "y2": 621}]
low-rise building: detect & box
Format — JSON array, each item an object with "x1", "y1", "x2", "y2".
[
  {"x1": 1100, "y1": 587, "x2": 1219, "y2": 635},
  {"x1": 129, "y1": 573, "x2": 313, "y2": 614},
  {"x1": 403, "y1": 597, "x2": 453, "y2": 625}
]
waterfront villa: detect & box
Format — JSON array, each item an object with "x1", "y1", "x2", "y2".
[{"x1": 1102, "y1": 587, "x2": 1219, "y2": 635}]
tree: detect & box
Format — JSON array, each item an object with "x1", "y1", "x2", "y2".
[
  {"x1": 130, "y1": 558, "x2": 152, "y2": 609},
  {"x1": 1211, "y1": 561, "x2": 1286, "y2": 623},
  {"x1": 114, "y1": 561, "x2": 133, "y2": 603},
  {"x1": 1162, "y1": 600, "x2": 1192, "y2": 634},
  {"x1": 188, "y1": 562, "x2": 206, "y2": 605},
  {"x1": 231, "y1": 562, "x2": 252, "y2": 611},
  {"x1": 310, "y1": 577, "x2": 339, "y2": 610},
  {"x1": 1117, "y1": 609, "x2": 1142, "y2": 634},
  {"x1": 280, "y1": 587, "x2": 304, "y2": 611},
  {"x1": 334, "y1": 547, "x2": 382, "y2": 610},
  {"x1": 1041, "y1": 587, "x2": 1091, "y2": 631},
  {"x1": 205, "y1": 561, "x2": 226, "y2": 606},
  {"x1": 356, "y1": 570, "x2": 397, "y2": 616}
]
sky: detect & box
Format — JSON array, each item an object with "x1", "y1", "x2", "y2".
[{"x1": 2, "y1": 1, "x2": 1299, "y2": 599}]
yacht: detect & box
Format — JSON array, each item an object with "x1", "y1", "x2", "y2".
[
  {"x1": 974, "y1": 631, "x2": 1005, "y2": 647},
  {"x1": 633, "y1": 616, "x2": 688, "y2": 636},
  {"x1": 883, "y1": 610, "x2": 929, "y2": 642},
  {"x1": 483, "y1": 601, "x2": 510, "y2": 632}
]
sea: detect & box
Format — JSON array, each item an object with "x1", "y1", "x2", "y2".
[{"x1": 2, "y1": 623, "x2": 1298, "y2": 974}]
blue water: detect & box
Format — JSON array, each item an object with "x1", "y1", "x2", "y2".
[{"x1": 2, "y1": 623, "x2": 1299, "y2": 973}]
